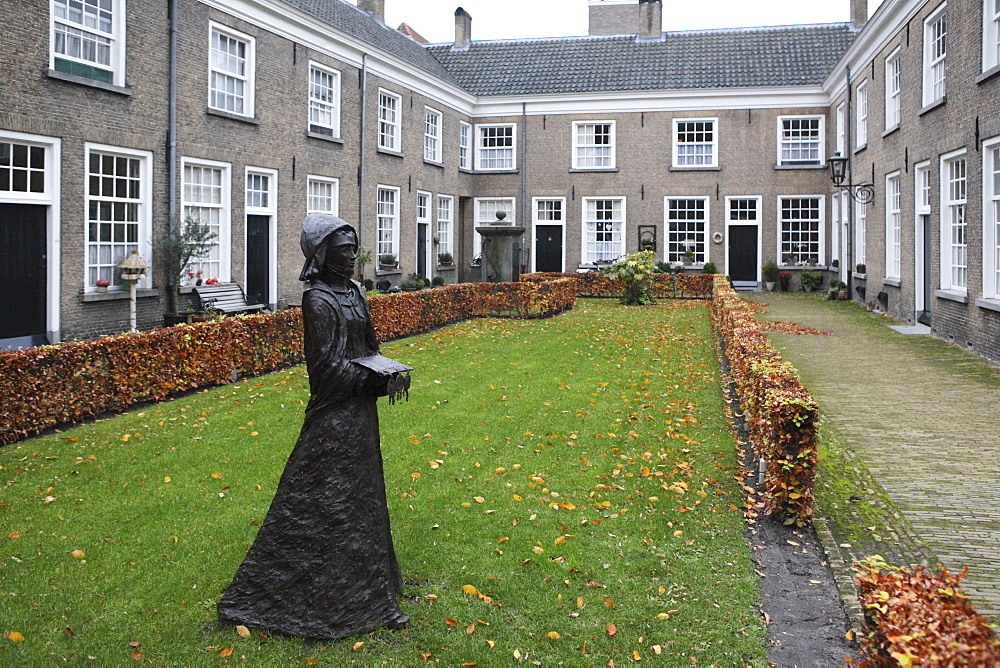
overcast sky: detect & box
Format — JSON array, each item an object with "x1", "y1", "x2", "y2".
[{"x1": 353, "y1": 0, "x2": 886, "y2": 44}]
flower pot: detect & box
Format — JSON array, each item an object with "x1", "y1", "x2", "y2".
[
  {"x1": 765, "y1": 281, "x2": 776, "y2": 291},
  {"x1": 838, "y1": 289, "x2": 849, "y2": 301},
  {"x1": 96, "y1": 285, "x2": 108, "y2": 293},
  {"x1": 379, "y1": 263, "x2": 398, "y2": 272}
]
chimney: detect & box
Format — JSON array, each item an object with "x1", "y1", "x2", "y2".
[
  {"x1": 850, "y1": 0, "x2": 868, "y2": 27},
  {"x1": 358, "y1": 0, "x2": 384, "y2": 23},
  {"x1": 589, "y1": 0, "x2": 639, "y2": 36},
  {"x1": 454, "y1": 7, "x2": 472, "y2": 50},
  {"x1": 638, "y1": 0, "x2": 662, "y2": 40}
]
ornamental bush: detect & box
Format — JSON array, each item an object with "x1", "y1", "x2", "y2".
[
  {"x1": 601, "y1": 250, "x2": 657, "y2": 305},
  {"x1": 522, "y1": 272, "x2": 713, "y2": 299}
]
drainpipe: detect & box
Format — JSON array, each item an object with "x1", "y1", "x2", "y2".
[
  {"x1": 358, "y1": 54, "x2": 367, "y2": 251},
  {"x1": 520, "y1": 102, "x2": 528, "y2": 273},
  {"x1": 167, "y1": 0, "x2": 179, "y2": 314},
  {"x1": 845, "y1": 66, "x2": 854, "y2": 300}
]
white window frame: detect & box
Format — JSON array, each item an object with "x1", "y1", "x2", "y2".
[
  {"x1": 673, "y1": 118, "x2": 718, "y2": 169},
  {"x1": 983, "y1": 137, "x2": 1000, "y2": 298},
  {"x1": 777, "y1": 116, "x2": 824, "y2": 166},
  {"x1": 914, "y1": 161, "x2": 932, "y2": 312},
  {"x1": 885, "y1": 171, "x2": 902, "y2": 280},
  {"x1": 778, "y1": 196, "x2": 825, "y2": 267},
  {"x1": 724, "y1": 196, "x2": 762, "y2": 282},
  {"x1": 664, "y1": 197, "x2": 710, "y2": 265},
  {"x1": 416, "y1": 191, "x2": 431, "y2": 226},
  {"x1": 532, "y1": 197, "x2": 566, "y2": 272},
  {"x1": 306, "y1": 175, "x2": 339, "y2": 216},
  {"x1": 436, "y1": 194, "x2": 454, "y2": 260},
  {"x1": 856, "y1": 82, "x2": 868, "y2": 147},
  {"x1": 835, "y1": 104, "x2": 846, "y2": 156},
  {"x1": 475, "y1": 124, "x2": 516, "y2": 171},
  {"x1": 245, "y1": 166, "x2": 277, "y2": 303},
  {"x1": 885, "y1": 48, "x2": 902, "y2": 130},
  {"x1": 459, "y1": 121, "x2": 472, "y2": 170},
  {"x1": 83, "y1": 143, "x2": 152, "y2": 292},
  {"x1": 473, "y1": 197, "x2": 515, "y2": 258},
  {"x1": 923, "y1": 4, "x2": 947, "y2": 106},
  {"x1": 424, "y1": 107, "x2": 443, "y2": 163},
  {"x1": 377, "y1": 89, "x2": 402, "y2": 152},
  {"x1": 208, "y1": 23, "x2": 255, "y2": 118},
  {"x1": 308, "y1": 61, "x2": 341, "y2": 138},
  {"x1": 180, "y1": 157, "x2": 231, "y2": 283},
  {"x1": 856, "y1": 200, "x2": 867, "y2": 269},
  {"x1": 582, "y1": 197, "x2": 626, "y2": 265},
  {"x1": 376, "y1": 185, "x2": 400, "y2": 264},
  {"x1": 50, "y1": 0, "x2": 126, "y2": 86},
  {"x1": 573, "y1": 121, "x2": 616, "y2": 170},
  {"x1": 940, "y1": 148, "x2": 967, "y2": 292},
  {"x1": 985, "y1": 0, "x2": 1000, "y2": 72}
]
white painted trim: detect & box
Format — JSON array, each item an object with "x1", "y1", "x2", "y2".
[
  {"x1": 49, "y1": 0, "x2": 127, "y2": 87},
  {"x1": 775, "y1": 195, "x2": 826, "y2": 268},
  {"x1": 922, "y1": 2, "x2": 948, "y2": 108},
  {"x1": 982, "y1": 138, "x2": 1000, "y2": 298},
  {"x1": 835, "y1": 102, "x2": 846, "y2": 156},
  {"x1": 423, "y1": 106, "x2": 443, "y2": 164},
  {"x1": 415, "y1": 190, "x2": 432, "y2": 280},
  {"x1": 306, "y1": 174, "x2": 340, "y2": 217},
  {"x1": 581, "y1": 196, "x2": 627, "y2": 266},
  {"x1": 572, "y1": 120, "x2": 616, "y2": 170},
  {"x1": 672, "y1": 117, "x2": 719, "y2": 169},
  {"x1": 474, "y1": 123, "x2": 518, "y2": 171},
  {"x1": 458, "y1": 121, "x2": 472, "y2": 170},
  {"x1": 914, "y1": 160, "x2": 931, "y2": 314},
  {"x1": 663, "y1": 196, "x2": 711, "y2": 266},
  {"x1": 208, "y1": 21, "x2": 256, "y2": 118},
  {"x1": 776, "y1": 115, "x2": 825, "y2": 166},
  {"x1": 939, "y1": 146, "x2": 967, "y2": 293},
  {"x1": 244, "y1": 166, "x2": 277, "y2": 305},
  {"x1": 308, "y1": 60, "x2": 342, "y2": 138},
  {"x1": 531, "y1": 196, "x2": 567, "y2": 273},
  {"x1": 984, "y1": 0, "x2": 1000, "y2": 72},
  {"x1": 376, "y1": 184, "x2": 401, "y2": 263},
  {"x1": 855, "y1": 80, "x2": 868, "y2": 148},
  {"x1": 472, "y1": 196, "x2": 516, "y2": 258},
  {"x1": 180, "y1": 156, "x2": 233, "y2": 283},
  {"x1": 435, "y1": 194, "x2": 455, "y2": 260},
  {"x1": 884, "y1": 170, "x2": 902, "y2": 280},
  {"x1": 724, "y1": 196, "x2": 762, "y2": 282},
  {"x1": 377, "y1": 88, "x2": 403, "y2": 152}
]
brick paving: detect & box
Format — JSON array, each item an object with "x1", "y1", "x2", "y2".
[{"x1": 745, "y1": 292, "x2": 1000, "y2": 621}]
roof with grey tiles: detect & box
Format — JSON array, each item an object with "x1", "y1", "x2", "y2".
[
  {"x1": 426, "y1": 24, "x2": 858, "y2": 97},
  {"x1": 280, "y1": 0, "x2": 455, "y2": 81}
]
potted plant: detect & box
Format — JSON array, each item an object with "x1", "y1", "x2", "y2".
[
  {"x1": 355, "y1": 247, "x2": 373, "y2": 279},
  {"x1": 762, "y1": 260, "x2": 781, "y2": 291},
  {"x1": 95, "y1": 278, "x2": 110, "y2": 293},
  {"x1": 701, "y1": 262, "x2": 718, "y2": 274},
  {"x1": 828, "y1": 278, "x2": 847, "y2": 300},
  {"x1": 856, "y1": 263, "x2": 867, "y2": 274},
  {"x1": 438, "y1": 251, "x2": 454, "y2": 267},
  {"x1": 800, "y1": 269, "x2": 823, "y2": 292},
  {"x1": 682, "y1": 250, "x2": 695, "y2": 266},
  {"x1": 432, "y1": 275, "x2": 445, "y2": 287},
  {"x1": 779, "y1": 271, "x2": 792, "y2": 292},
  {"x1": 400, "y1": 275, "x2": 423, "y2": 292},
  {"x1": 154, "y1": 217, "x2": 217, "y2": 323},
  {"x1": 378, "y1": 254, "x2": 398, "y2": 271}
]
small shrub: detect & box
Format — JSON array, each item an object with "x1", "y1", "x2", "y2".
[
  {"x1": 437, "y1": 252, "x2": 453, "y2": 265},
  {"x1": 379, "y1": 254, "x2": 397, "y2": 267},
  {"x1": 762, "y1": 260, "x2": 781, "y2": 283},
  {"x1": 601, "y1": 250, "x2": 657, "y2": 305},
  {"x1": 363, "y1": 278, "x2": 375, "y2": 291},
  {"x1": 654, "y1": 261, "x2": 671, "y2": 273},
  {"x1": 400, "y1": 276, "x2": 423, "y2": 291},
  {"x1": 800, "y1": 270, "x2": 823, "y2": 292},
  {"x1": 432, "y1": 276, "x2": 445, "y2": 286},
  {"x1": 701, "y1": 262, "x2": 718, "y2": 274},
  {"x1": 856, "y1": 263, "x2": 867, "y2": 273}
]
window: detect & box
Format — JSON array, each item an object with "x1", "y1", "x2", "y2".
[
  {"x1": 424, "y1": 108, "x2": 442, "y2": 163},
  {"x1": 536, "y1": 198, "x2": 564, "y2": 224},
  {"x1": 665, "y1": 198, "x2": 708, "y2": 264},
  {"x1": 475, "y1": 124, "x2": 516, "y2": 171},
  {"x1": 378, "y1": 90, "x2": 402, "y2": 152},
  {"x1": 437, "y1": 195, "x2": 454, "y2": 258},
  {"x1": 181, "y1": 158, "x2": 231, "y2": 281},
  {"x1": 307, "y1": 176, "x2": 339, "y2": 215},
  {"x1": 474, "y1": 197, "x2": 515, "y2": 258},
  {"x1": 916, "y1": 163, "x2": 932, "y2": 215},
  {"x1": 983, "y1": 139, "x2": 1000, "y2": 297},
  {"x1": 51, "y1": 0, "x2": 124, "y2": 85},
  {"x1": 856, "y1": 201, "x2": 867, "y2": 268},
  {"x1": 416, "y1": 192, "x2": 430, "y2": 224},
  {"x1": 308, "y1": 63, "x2": 340, "y2": 137},
  {"x1": 885, "y1": 49, "x2": 901, "y2": 130},
  {"x1": 573, "y1": 121, "x2": 615, "y2": 169},
  {"x1": 836, "y1": 104, "x2": 846, "y2": 156},
  {"x1": 209, "y1": 24, "x2": 254, "y2": 117},
  {"x1": 376, "y1": 186, "x2": 400, "y2": 262},
  {"x1": 459, "y1": 121, "x2": 472, "y2": 170},
  {"x1": 985, "y1": 0, "x2": 1000, "y2": 72},
  {"x1": 779, "y1": 197, "x2": 823, "y2": 266},
  {"x1": 923, "y1": 5, "x2": 947, "y2": 106},
  {"x1": 940, "y1": 150, "x2": 967, "y2": 291},
  {"x1": 673, "y1": 118, "x2": 718, "y2": 168},
  {"x1": 0, "y1": 141, "x2": 46, "y2": 195},
  {"x1": 885, "y1": 173, "x2": 901, "y2": 279},
  {"x1": 856, "y1": 82, "x2": 868, "y2": 147},
  {"x1": 246, "y1": 171, "x2": 272, "y2": 211},
  {"x1": 778, "y1": 116, "x2": 823, "y2": 166},
  {"x1": 583, "y1": 198, "x2": 625, "y2": 264},
  {"x1": 85, "y1": 146, "x2": 151, "y2": 290}
]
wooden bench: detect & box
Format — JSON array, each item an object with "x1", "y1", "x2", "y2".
[{"x1": 194, "y1": 283, "x2": 268, "y2": 315}]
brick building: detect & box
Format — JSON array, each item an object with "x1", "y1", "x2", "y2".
[{"x1": 1, "y1": 0, "x2": 997, "y2": 359}]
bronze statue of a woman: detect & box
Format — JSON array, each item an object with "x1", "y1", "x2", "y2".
[{"x1": 218, "y1": 214, "x2": 410, "y2": 639}]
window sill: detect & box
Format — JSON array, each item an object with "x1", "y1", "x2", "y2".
[
  {"x1": 81, "y1": 287, "x2": 159, "y2": 303},
  {"x1": 47, "y1": 69, "x2": 132, "y2": 96},
  {"x1": 774, "y1": 163, "x2": 826, "y2": 170},
  {"x1": 206, "y1": 108, "x2": 259, "y2": 125},
  {"x1": 976, "y1": 297, "x2": 1000, "y2": 312},
  {"x1": 883, "y1": 278, "x2": 901, "y2": 288},
  {"x1": 375, "y1": 268, "x2": 402, "y2": 276},
  {"x1": 780, "y1": 265, "x2": 829, "y2": 271},
  {"x1": 975, "y1": 63, "x2": 1000, "y2": 84},
  {"x1": 935, "y1": 289, "x2": 968, "y2": 304},
  {"x1": 881, "y1": 124, "x2": 900, "y2": 138},
  {"x1": 668, "y1": 165, "x2": 719, "y2": 172},
  {"x1": 458, "y1": 167, "x2": 475, "y2": 174},
  {"x1": 474, "y1": 169, "x2": 518, "y2": 175},
  {"x1": 853, "y1": 143, "x2": 867, "y2": 154},
  {"x1": 423, "y1": 159, "x2": 445, "y2": 169},
  {"x1": 436, "y1": 265, "x2": 456, "y2": 271},
  {"x1": 918, "y1": 96, "x2": 946, "y2": 116},
  {"x1": 569, "y1": 167, "x2": 619, "y2": 173},
  {"x1": 376, "y1": 147, "x2": 404, "y2": 158},
  {"x1": 853, "y1": 272, "x2": 867, "y2": 280},
  {"x1": 306, "y1": 130, "x2": 345, "y2": 144}
]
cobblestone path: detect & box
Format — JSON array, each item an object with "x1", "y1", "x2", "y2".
[{"x1": 745, "y1": 292, "x2": 1000, "y2": 621}]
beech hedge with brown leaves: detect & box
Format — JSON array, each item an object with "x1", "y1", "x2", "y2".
[
  {"x1": 854, "y1": 557, "x2": 1000, "y2": 666},
  {"x1": 0, "y1": 279, "x2": 577, "y2": 445},
  {"x1": 522, "y1": 272, "x2": 713, "y2": 299},
  {"x1": 709, "y1": 275, "x2": 819, "y2": 524}
]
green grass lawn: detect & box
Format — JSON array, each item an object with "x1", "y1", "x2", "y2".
[{"x1": 0, "y1": 299, "x2": 766, "y2": 666}]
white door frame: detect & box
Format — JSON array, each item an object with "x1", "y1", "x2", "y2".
[
  {"x1": 244, "y1": 166, "x2": 278, "y2": 308},
  {"x1": 724, "y1": 196, "x2": 762, "y2": 282},
  {"x1": 531, "y1": 196, "x2": 566, "y2": 272}
]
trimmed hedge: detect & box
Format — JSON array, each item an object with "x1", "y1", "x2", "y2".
[
  {"x1": 709, "y1": 275, "x2": 819, "y2": 525},
  {"x1": 522, "y1": 272, "x2": 713, "y2": 299},
  {"x1": 855, "y1": 558, "x2": 1000, "y2": 666},
  {"x1": 0, "y1": 279, "x2": 577, "y2": 445}
]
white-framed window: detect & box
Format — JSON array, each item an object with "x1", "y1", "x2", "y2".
[
  {"x1": 916, "y1": 162, "x2": 932, "y2": 216},
  {"x1": 983, "y1": 138, "x2": 1000, "y2": 298},
  {"x1": 308, "y1": 62, "x2": 341, "y2": 137},
  {"x1": 51, "y1": 0, "x2": 125, "y2": 86},
  {"x1": 474, "y1": 197, "x2": 515, "y2": 258},
  {"x1": 923, "y1": 4, "x2": 947, "y2": 106},
  {"x1": 0, "y1": 140, "x2": 48, "y2": 197},
  {"x1": 777, "y1": 116, "x2": 824, "y2": 166},
  {"x1": 85, "y1": 145, "x2": 152, "y2": 291},
  {"x1": 985, "y1": 0, "x2": 1000, "y2": 72},
  {"x1": 376, "y1": 186, "x2": 400, "y2": 263},
  {"x1": 424, "y1": 107, "x2": 442, "y2": 163},
  {"x1": 856, "y1": 82, "x2": 868, "y2": 147},
  {"x1": 673, "y1": 118, "x2": 718, "y2": 168},
  {"x1": 885, "y1": 172, "x2": 901, "y2": 279},
  {"x1": 245, "y1": 169, "x2": 274, "y2": 213},
  {"x1": 573, "y1": 121, "x2": 615, "y2": 169},
  {"x1": 779, "y1": 197, "x2": 823, "y2": 266},
  {"x1": 208, "y1": 23, "x2": 255, "y2": 117},
  {"x1": 459, "y1": 121, "x2": 472, "y2": 170},
  {"x1": 306, "y1": 175, "x2": 339, "y2": 216},
  {"x1": 836, "y1": 104, "x2": 846, "y2": 156},
  {"x1": 856, "y1": 201, "x2": 867, "y2": 268},
  {"x1": 940, "y1": 148, "x2": 967, "y2": 291},
  {"x1": 416, "y1": 191, "x2": 431, "y2": 224},
  {"x1": 181, "y1": 157, "x2": 231, "y2": 282},
  {"x1": 436, "y1": 195, "x2": 454, "y2": 258},
  {"x1": 583, "y1": 198, "x2": 625, "y2": 264},
  {"x1": 378, "y1": 89, "x2": 402, "y2": 152},
  {"x1": 475, "y1": 124, "x2": 516, "y2": 171},
  {"x1": 533, "y1": 198, "x2": 565, "y2": 272},
  {"x1": 665, "y1": 197, "x2": 709, "y2": 264},
  {"x1": 885, "y1": 48, "x2": 902, "y2": 130}
]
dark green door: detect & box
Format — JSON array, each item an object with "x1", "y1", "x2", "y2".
[
  {"x1": 246, "y1": 214, "x2": 270, "y2": 306},
  {"x1": 0, "y1": 203, "x2": 47, "y2": 344},
  {"x1": 728, "y1": 225, "x2": 758, "y2": 282}
]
